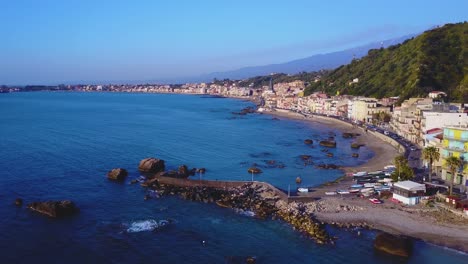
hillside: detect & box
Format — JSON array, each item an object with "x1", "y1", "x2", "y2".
[
  {"x1": 196, "y1": 34, "x2": 416, "y2": 82},
  {"x1": 305, "y1": 22, "x2": 468, "y2": 102}
]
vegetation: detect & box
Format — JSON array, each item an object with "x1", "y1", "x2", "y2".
[
  {"x1": 305, "y1": 22, "x2": 468, "y2": 103},
  {"x1": 391, "y1": 155, "x2": 414, "y2": 182},
  {"x1": 422, "y1": 146, "x2": 440, "y2": 182},
  {"x1": 236, "y1": 71, "x2": 328, "y2": 88},
  {"x1": 444, "y1": 156, "x2": 463, "y2": 195}
]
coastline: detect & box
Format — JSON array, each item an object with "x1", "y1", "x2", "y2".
[{"x1": 257, "y1": 108, "x2": 468, "y2": 253}]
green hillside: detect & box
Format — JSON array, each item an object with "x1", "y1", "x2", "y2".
[{"x1": 305, "y1": 22, "x2": 468, "y2": 102}]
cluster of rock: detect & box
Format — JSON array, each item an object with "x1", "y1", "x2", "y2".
[
  {"x1": 342, "y1": 132, "x2": 360, "y2": 139},
  {"x1": 143, "y1": 181, "x2": 332, "y2": 244},
  {"x1": 232, "y1": 106, "x2": 256, "y2": 115},
  {"x1": 27, "y1": 200, "x2": 79, "y2": 218},
  {"x1": 319, "y1": 140, "x2": 336, "y2": 148},
  {"x1": 316, "y1": 163, "x2": 340, "y2": 170},
  {"x1": 304, "y1": 139, "x2": 313, "y2": 145},
  {"x1": 374, "y1": 233, "x2": 413, "y2": 257},
  {"x1": 107, "y1": 168, "x2": 128, "y2": 181},
  {"x1": 351, "y1": 142, "x2": 365, "y2": 149},
  {"x1": 138, "y1": 157, "x2": 165, "y2": 173}
]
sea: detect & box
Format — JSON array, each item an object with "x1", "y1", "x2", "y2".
[{"x1": 0, "y1": 92, "x2": 466, "y2": 263}]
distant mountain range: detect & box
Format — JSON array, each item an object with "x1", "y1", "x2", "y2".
[
  {"x1": 305, "y1": 22, "x2": 468, "y2": 103},
  {"x1": 187, "y1": 34, "x2": 417, "y2": 82}
]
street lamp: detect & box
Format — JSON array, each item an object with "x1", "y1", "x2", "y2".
[{"x1": 251, "y1": 171, "x2": 254, "y2": 182}]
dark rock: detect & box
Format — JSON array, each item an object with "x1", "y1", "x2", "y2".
[
  {"x1": 233, "y1": 106, "x2": 256, "y2": 115},
  {"x1": 248, "y1": 167, "x2": 262, "y2": 174},
  {"x1": 374, "y1": 233, "x2": 413, "y2": 258},
  {"x1": 343, "y1": 132, "x2": 360, "y2": 138},
  {"x1": 138, "y1": 158, "x2": 165, "y2": 173},
  {"x1": 178, "y1": 165, "x2": 191, "y2": 178},
  {"x1": 316, "y1": 163, "x2": 339, "y2": 170},
  {"x1": 130, "y1": 179, "x2": 138, "y2": 184},
  {"x1": 28, "y1": 200, "x2": 78, "y2": 218},
  {"x1": 352, "y1": 153, "x2": 359, "y2": 158},
  {"x1": 319, "y1": 140, "x2": 336, "y2": 148},
  {"x1": 326, "y1": 153, "x2": 334, "y2": 157},
  {"x1": 304, "y1": 139, "x2": 313, "y2": 145},
  {"x1": 107, "y1": 168, "x2": 128, "y2": 181},
  {"x1": 300, "y1": 155, "x2": 312, "y2": 161},
  {"x1": 14, "y1": 198, "x2": 23, "y2": 207},
  {"x1": 351, "y1": 143, "x2": 365, "y2": 149}
]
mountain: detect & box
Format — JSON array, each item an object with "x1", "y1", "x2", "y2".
[
  {"x1": 305, "y1": 22, "x2": 468, "y2": 103},
  {"x1": 194, "y1": 34, "x2": 417, "y2": 82}
]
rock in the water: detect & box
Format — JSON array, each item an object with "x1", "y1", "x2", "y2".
[
  {"x1": 138, "y1": 158, "x2": 165, "y2": 173},
  {"x1": 343, "y1": 132, "x2": 360, "y2": 138},
  {"x1": 352, "y1": 153, "x2": 359, "y2": 158},
  {"x1": 248, "y1": 167, "x2": 262, "y2": 174},
  {"x1": 107, "y1": 168, "x2": 128, "y2": 181},
  {"x1": 374, "y1": 233, "x2": 413, "y2": 257},
  {"x1": 351, "y1": 143, "x2": 365, "y2": 149},
  {"x1": 28, "y1": 200, "x2": 78, "y2": 218},
  {"x1": 326, "y1": 153, "x2": 334, "y2": 157},
  {"x1": 319, "y1": 140, "x2": 336, "y2": 148},
  {"x1": 178, "y1": 165, "x2": 191, "y2": 178},
  {"x1": 300, "y1": 155, "x2": 312, "y2": 161},
  {"x1": 14, "y1": 198, "x2": 23, "y2": 207},
  {"x1": 304, "y1": 139, "x2": 313, "y2": 145},
  {"x1": 296, "y1": 177, "x2": 302, "y2": 184}
]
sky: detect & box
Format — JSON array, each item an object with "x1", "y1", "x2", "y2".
[{"x1": 1, "y1": 0, "x2": 467, "y2": 85}]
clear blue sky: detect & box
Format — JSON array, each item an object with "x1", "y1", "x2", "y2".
[{"x1": 1, "y1": 0, "x2": 467, "y2": 84}]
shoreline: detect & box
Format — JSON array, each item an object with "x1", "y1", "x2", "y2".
[{"x1": 256, "y1": 108, "x2": 468, "y2": 253}]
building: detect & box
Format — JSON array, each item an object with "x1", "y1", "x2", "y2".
[
  {"x1": 392, "y1": 181, "x2": 427, "y2": 205},
  {"x1": 441, "y1": 127, "x2": 468, "y2": 191}
]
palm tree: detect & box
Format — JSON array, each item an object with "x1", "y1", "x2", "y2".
[
  {"x1": 422, "y1": 146, "x2": 440, "y2": 182},
  {"x1": 445, "y1": 156, "x2": 462, "y2": 195}
]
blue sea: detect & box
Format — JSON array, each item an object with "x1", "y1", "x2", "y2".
[{"x1": 0, "y1": 92, "x2": 466, "y2": 263}]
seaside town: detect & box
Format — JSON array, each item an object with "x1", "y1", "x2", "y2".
[{"x1": 3, "y1": 78, "x2": 468, "y2": 256}]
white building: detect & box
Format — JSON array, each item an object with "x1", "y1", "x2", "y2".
[{"x1": 392, "y1": 181, "x2": 426, "y2": 205}]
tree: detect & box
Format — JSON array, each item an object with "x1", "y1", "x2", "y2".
[
  {"x1": 422, "y1": 146, "x2": 440, "y2": 182},
  {"x1": 444, "y1": 156, "x2": 463, "y2": 195},
  {"x1": 391, "y1": 155, "x2": 414, "y2": 182}
]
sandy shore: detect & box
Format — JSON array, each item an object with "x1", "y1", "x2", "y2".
[
  {"x1": 261, "y1": 109, "x2": 400, "y2": 173},
  {"x1": 261, "y1": 109, "x2": 468, "y2": 253}
]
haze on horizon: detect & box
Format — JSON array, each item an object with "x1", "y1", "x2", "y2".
[{"x1": 1, "y1": 0, "x2": 467, "y2": 85}]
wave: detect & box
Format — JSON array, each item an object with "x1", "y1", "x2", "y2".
[{"x1": 126, "y1": 219, "x2": 170, "y2": 233}]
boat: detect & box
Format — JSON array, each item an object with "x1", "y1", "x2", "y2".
[
  {"x1": 325, "y1": 191, "x2": 337, "y2": 195},
  {"x1": 364, "y1": 183, "x2": 376, "y2": 188},
  {"x1": 353, "y1": 171, "x2": 367, "y2": 177},
  {"x1": 369, "y1": 198, "x2": 383, "y2": 204},
  {"x1": 297, "y1": 187, "x2": 309, "y2": 193},
  {"x1": 350, "y1": 184, "x2": 363, "y2": 188},
  {"x1": 348, "y1": 189, "x2": 360, "y2": 193},
  {"x1": 360, "y1": 187, "x2": 374, "y2": 193},
  {"x1": 336, "y1": 189, "x2": 350, "y2": 194}
]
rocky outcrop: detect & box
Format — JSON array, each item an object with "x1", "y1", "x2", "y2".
[
  {"x1": 316, "y1": 163, "x2": 339, "y2": 170},
  {"x1": 248, "y1": 167, "x2": 262, "y2": 174},
  {"x1": 300, "y1": 155, "x2": 312, "y2": 161},
  {"x1": 296, "y1": 177, "x2": 302, "y2": 184},
  {"x1": 342, "y1": 132, "x2": 360, "y2": 139},
  {"x1": 374, "y1": 233, "x2": 413, "y2": 257},
  {"x1": 178, "y1": 165, "x2": 196, "y2": 178},
  {"x1": 14, "y1": 198, "x2": 23, "y2": 207},
  {"x1": 319, "y1": 140, "x2": 336, "y2": 148},
  {"x1": 107, "y1": 168, "x2": 128, "y2": 181},
  {"x1": 232, "y1": 106, "x2": 256, "y2": 115},
  {"x1": 351, "y1": 143, "x2": 365, "y2": 149},
  {"x1": 148, "y1": 182, "x2": 332, "y2": 244},
  {"x1": 138, "y1": 158, "x2": 165, "y2": 173},
  {"x1": 304, "y1": 139, "x2": 313, "y2": 145},
  {"x1": 28, "y1": 200, "x2": 78, "y2": 218}
]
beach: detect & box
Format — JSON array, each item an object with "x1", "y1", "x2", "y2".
[{"x1": 261, "y1": 109, "x2": 468, "y2": 253}]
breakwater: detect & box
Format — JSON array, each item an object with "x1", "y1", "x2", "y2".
[{"x1": 142, "y1": 176, "x2": 332, "y2": 244}]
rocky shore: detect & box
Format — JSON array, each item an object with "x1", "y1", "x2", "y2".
[{"x1": 142, "y1": 178, "x2": 332, "y2": 244}]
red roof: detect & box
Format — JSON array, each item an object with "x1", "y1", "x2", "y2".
[{"x1": 426, "y1": 128, "x2": 443, "y2": 134}]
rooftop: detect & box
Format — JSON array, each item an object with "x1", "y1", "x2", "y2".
[{"x1": 394, "y1": 180, "x2": 426, "y2": 191}]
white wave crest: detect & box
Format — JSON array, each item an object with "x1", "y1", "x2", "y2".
[{"x1": 126, "y1": 219, "x2": 170, "y2": 233}]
